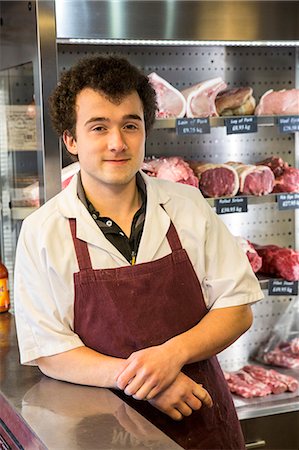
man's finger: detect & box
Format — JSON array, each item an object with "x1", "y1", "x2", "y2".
[
  {"x1": 185, "y1": 394, "x2": 202, "y2": 411},
  {"x1": 193, "y1": 385, "x2": 213, "y2": 408}
]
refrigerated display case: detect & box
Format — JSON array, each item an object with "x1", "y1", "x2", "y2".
[
  {"x1": 0, "y1": 0, "x2": 61, "y2": 304},
  {"x1": 0, "y1": 1, "x2": 298, "y2": 448}
]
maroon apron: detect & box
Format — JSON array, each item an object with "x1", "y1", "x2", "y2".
[{"x1": 70, "y1": 217, "x2": 245, "y2": 449}]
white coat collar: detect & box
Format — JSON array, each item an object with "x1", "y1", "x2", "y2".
[
  {"x1": 137, "y1": 172, "x2": 171, "y2": 263},
  {"x1": 57, "y1": 171, "x2": 171, "y2": 263}
]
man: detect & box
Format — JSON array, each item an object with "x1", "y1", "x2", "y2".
[{"x1": 14, "y1": 56, "x2": 263, "y2": 449}]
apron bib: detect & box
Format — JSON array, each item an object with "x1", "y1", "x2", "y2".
[{"x1": 69, "y1": 217, "x2": 245, "y2": 449}]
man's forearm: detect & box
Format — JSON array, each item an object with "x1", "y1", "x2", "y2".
[
  {"x1": 165, "y1": 304, "x2": 253, "y2": 366},
  {"x1": 37, "y1": 346, "x2": 127, "y2": 388},
  {"x1": 116, "y1": 304, "x2": 253, "y2": 401}
]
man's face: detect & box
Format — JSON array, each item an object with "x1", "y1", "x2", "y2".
[{"x1": 64, "y1": 88, "x2": 146, "y2": 194}]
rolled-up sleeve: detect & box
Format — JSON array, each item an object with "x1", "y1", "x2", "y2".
[
  {"x1": 14, "y1": 219, "x2": 84, "y2": 366},
  {"x1": 202, "y1": 205, "x2": 264, "y2": 310}
]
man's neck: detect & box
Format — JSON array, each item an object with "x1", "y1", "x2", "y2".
[{"x1": 83, "y1": 177, "x2": 141, "y2": 237}]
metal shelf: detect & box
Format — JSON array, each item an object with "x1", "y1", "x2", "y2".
[
  {"x1": 153, "y1": 115, "x2": 295, "y2": 130},
  {"x1": 206, "y1": 193, "x2": 281, "y2": 208},
  {"x1": 10, "y1": 193, "x2": 281, "y2": 221},
  {"x1": 234, "y1": 365, "x2": 299, "y2": 420}
]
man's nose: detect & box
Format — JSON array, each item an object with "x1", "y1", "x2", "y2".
[{"x1": 107, "y1": 129, "x2": 127, "y2": 152}]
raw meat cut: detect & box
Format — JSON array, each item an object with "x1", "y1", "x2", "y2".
[
  {"x1": 256, "y1": 156, "x2": 288, "y2": 178},
  {"x1": 148, "y1": 72, "x2": 186, "y2": 118},
  {"x1": 257, "y1": 156, "x2": 299, "y2": 193},
  {"x1": 290, "y1": 337, "x2": 299, "y2": 355},
  {"x1": 224, "y1": 372, "x2": 254, "y2": 398},
  {"x1": 243, "y1": 365, "x2": 287, "y2": 394},
  {"x1": 263, "y1": 348, "x2": 299, "y2": 369},
  {"x1": 215, "y1": 87, "x2": 256, "y2": 116},
  {"x1": 255, "y1": 88, "x2": 299, "y2": 115},
  {"x1": 268, "y1": 369, "x2": 298, "y2": 392},
  {"x1": 253, "y1": 244, "x2": 299, "y2": 281},
  {"x1": 224, "y1": 370, "x2": 271, "y2": 398},
  {"x1": 141, "y1": 158, "x2": 164, "y2": 177},
  {"x1": 189, "y1": 162, "x2": 239, "y2": 198},
  {"x1": 181, "y1": 77, "x2": 227, "y2": 118},
  {"x1": 256, "y1": 336, "x2": 299, "y2": 370},
  {"x1": 235, "y1": 236, "x2": 263, "y2": 273},
  {"x1": 141, "y1": 157, "x2": 199, "y2": 187},
  {"x1": 225, "y1": 365, "x2": 298, "y2": 398},
  {"x1": 235, "y1": 369, "x2": 272, "y2": 396},
  {"x1": 226, "y1": 162, "x2": 275, "y2": 196},
  {"x1": 272, "y1": 167, "x2": 299, "y2": 193}
]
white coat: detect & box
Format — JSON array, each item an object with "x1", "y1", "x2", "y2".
[{"x1": 14, "y1": 171, "x2": 263, "y2": 365}]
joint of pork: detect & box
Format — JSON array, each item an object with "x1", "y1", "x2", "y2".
[
  {"x1": 182, "y1": 77, "x2": 227, "y2": 118},
  {"x1": 215, "y1": 87, "x2": 256, "y2": 116},
  {"x1": 255, "y1": 88, "x2": 299, "y2": 116},
  {"x1": 148, "y1": 72, "x2": 186, "y2": 118}
]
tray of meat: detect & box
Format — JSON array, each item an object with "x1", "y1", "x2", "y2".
[{"x1": 224, "y1": 363, "x2": 299, "y2": 410}]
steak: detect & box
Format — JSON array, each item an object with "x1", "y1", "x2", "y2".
[
  {"x1": 255, "y1": 88, "x2": 299, "y2": 115},
  {"x1": 141, "y1": 157, "x2": 199, "y2": 187},
  {"x1": 272, "y1": 166, "x2": 299, "y2": 193},
  {"x1": 215, "y1": 87, "x2": 256, "y2": 116},
  {"x1": 253, "y1": 244, "x2": 299, "y2": 281},
  {"x1": 189, "y1": 162, "x2": 239, "y2": 197},
  {"x1": 256, "y1": 156, "x2": 288, "y2": 178},
  {"x1": 148, "y1": 72, "x2": 186, "y2": 118},
  {"x1": 181, "y1": 77, "x2": 227, "y2": 118},
  {"x1": 256, "y1": 156, "x2": 299, "y2": 193},
  {"x1": 226, "y1": 162, "x2": 275, "y2": 196}
]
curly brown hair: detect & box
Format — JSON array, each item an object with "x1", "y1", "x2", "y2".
[{"x1": 49, "y1": 56, "x2": 157, "y2": 139}]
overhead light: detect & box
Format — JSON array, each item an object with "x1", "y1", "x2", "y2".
[{"x1": 58, "y1": 38, "x2": 299, "y2": 47}]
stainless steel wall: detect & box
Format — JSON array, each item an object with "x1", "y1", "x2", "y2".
[{"x1": 55, "y1": 0, "x2": 299, "y2": 41}]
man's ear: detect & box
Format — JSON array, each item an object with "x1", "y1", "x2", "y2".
[{"x1": 63, "y1": 130, "x2": 77, "y2": 155}]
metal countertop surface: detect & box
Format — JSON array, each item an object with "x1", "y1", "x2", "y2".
[
  {"x1": 0, "y1": 313, "x2": 182, "y2": 450},
  {"x1": 1, "y1": 313, "x2": 298, "y2": 449}
]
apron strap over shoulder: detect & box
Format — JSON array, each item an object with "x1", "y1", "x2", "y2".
[
  {"x1": 69, "y1": 218, "x2": 93, "y2": 271},
  {"x1": 166, "y1": 221, "x2": 183, "y2": 252},
  {"x1": 160, "y1": 204, "x2": 183, "y2": 252}
]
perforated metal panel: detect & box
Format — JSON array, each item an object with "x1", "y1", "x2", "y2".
[
  {"x1": 59, "y1": 45, "x2": 296, "y2": 94},
  {"x1": 219, "y1": 297, "x2": 294, "y2": 371},
  {"x1": 58, "y1": 43, "x2": 298, "y2": 369}
]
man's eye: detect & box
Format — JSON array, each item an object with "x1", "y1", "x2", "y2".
[
  {"x1": 124, "y1": 123, "x2": 138, "y2": 130},
  {"x1": 92, "y1": 126, "x2": 106, "y2": 132}
]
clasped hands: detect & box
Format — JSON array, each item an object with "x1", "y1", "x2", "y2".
[{"x1": 115, "y1": 344, "x2": 213, "y2": 421}]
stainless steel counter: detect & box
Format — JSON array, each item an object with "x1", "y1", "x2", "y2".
[
  {"x1": 0, "y1": 313, "x2": 182, "y2": 450},
  {"x1": 1, "y1": 313, "x2": 298, "y2": 449}
]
